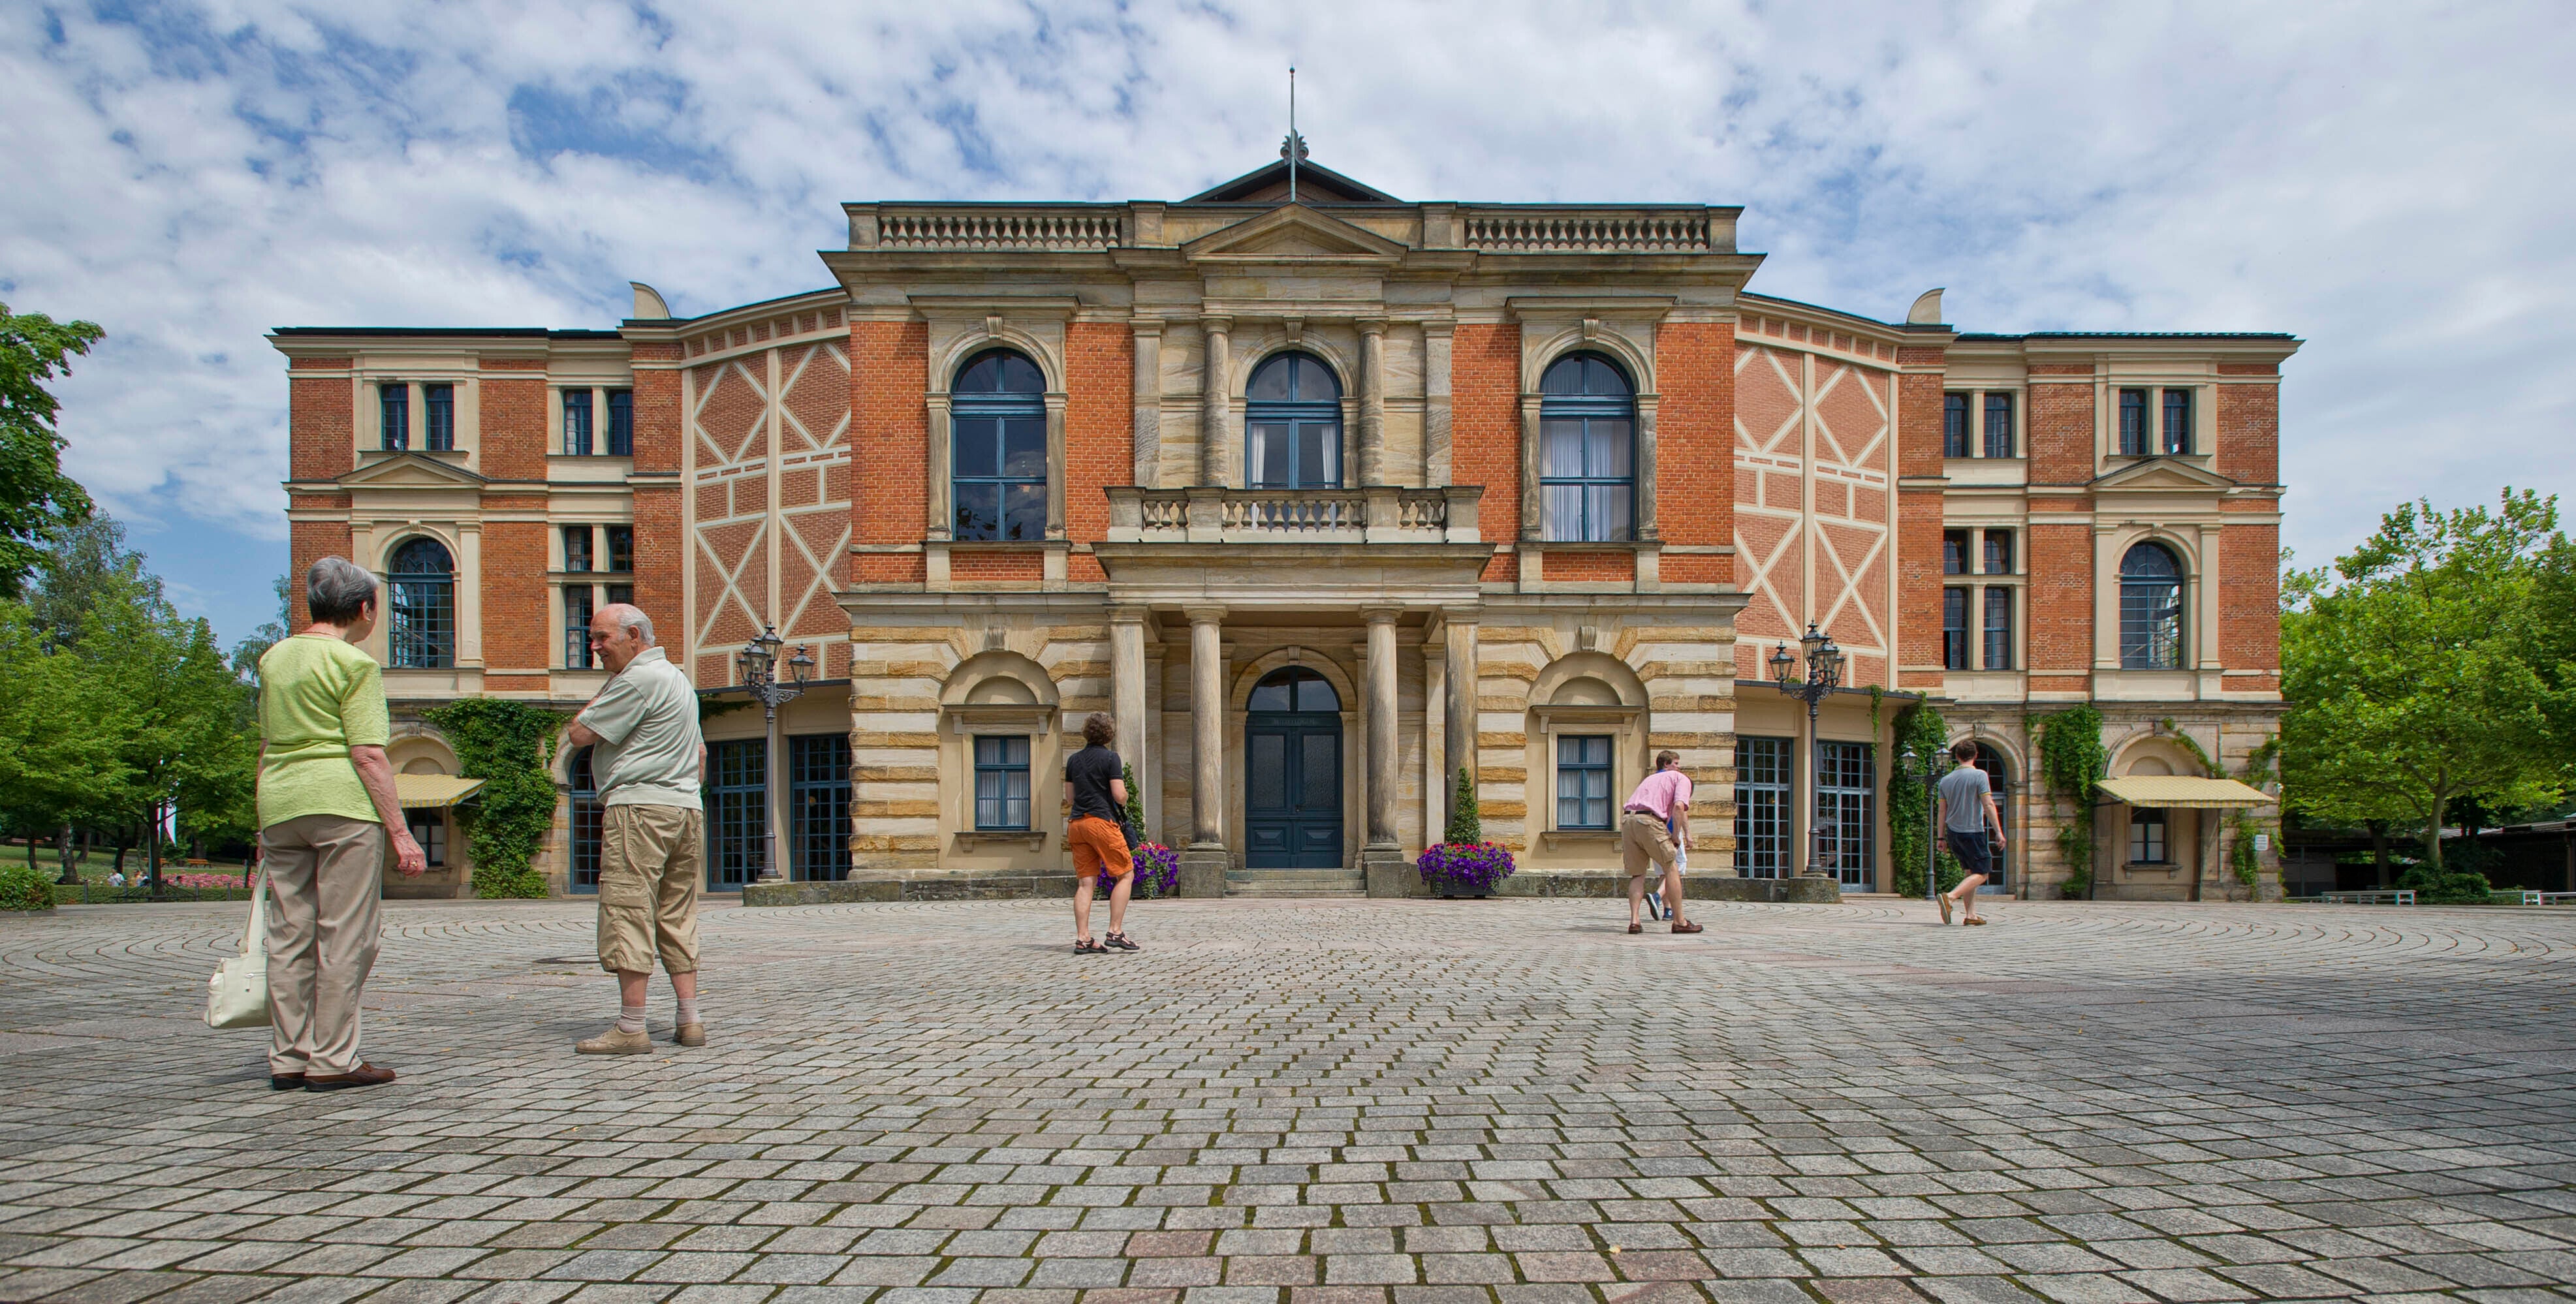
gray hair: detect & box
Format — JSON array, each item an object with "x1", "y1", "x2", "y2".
[
  {"x1": 306, "y1": 556, "x2": 378, "y2": 624},
  {"x1": 595, "y1": 602, "x2": 654, "y2": 645}
]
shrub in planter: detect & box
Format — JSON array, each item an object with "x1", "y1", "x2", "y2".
[
  {"x1": 1416, "y1": 839, "x2": 1516, "y2": 896},
  {"x1": 0, "y1": 863, "x2": 57, "y2": 912},
  {"x1": 1131, "y1": 843, "x2": 1180, "y2": 899}
]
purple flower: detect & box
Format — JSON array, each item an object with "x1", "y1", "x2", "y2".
[
  {"x1": 1133, "y1": 843, "x2": 1182, "y2": 899},
  {"x1": 1416, "y1": 841, "x2": 1516, "y2": 892}
]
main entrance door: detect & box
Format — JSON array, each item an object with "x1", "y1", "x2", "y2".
[{"x1": 1244, "y1": 667, "x2": 1343, "y2": 867}]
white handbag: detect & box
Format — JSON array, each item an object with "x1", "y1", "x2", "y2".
[{"x1": 205, "y1": 873, "x2": 272, "y2": 1029}]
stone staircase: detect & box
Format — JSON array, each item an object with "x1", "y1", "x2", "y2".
[{"x1": 1225, "y1": 867, "x2": 1368, "y2": 897}]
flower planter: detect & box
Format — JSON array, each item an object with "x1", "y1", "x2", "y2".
[{"x1": 1416, "y1": 841, "x2": 1515, "y2": 899}]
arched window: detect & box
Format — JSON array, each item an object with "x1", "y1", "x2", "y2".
[
  {"x1": 1539, "y1": 353, "x2": 1635, "y2": 542},
  {"x1": 950, "y1": 349, "x2": 1046, "y2": 542},
  {"x1": 388, "y1": 537, "x2": 455, "y2": 669},
  {"x1": 2118, "y1": 542, "x2": 2186, "y2": 669},
  {"x1": 1245, "y1": 353, "x2": 1342, "y2": 489},
  {"x1": 1247, "y1": 666, "x2": 1340, "y2": 713}
]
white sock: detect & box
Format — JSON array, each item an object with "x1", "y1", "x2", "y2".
[
  {"x1": 616, "y1": 1004, "x2": 646, "y2": 1035},
  {"x1": 676, "y1": 997, "x2": 700, "y2": 1026}
]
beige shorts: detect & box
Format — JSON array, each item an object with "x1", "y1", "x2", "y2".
[
  {"x1": 1622, "y1": 811, "x2": 1679, "y2": 875},
  {"x1": 597, "y1": 803, "x2": 704, "y2": 975}
]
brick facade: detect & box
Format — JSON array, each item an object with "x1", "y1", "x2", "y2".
[
  {"x1": 1451, "y1": 323, "x2": 1520, "y2": 583},
  {"x1": 849, "y1": 320, "x2": 928, "y2": 585},
  {"x1": 1654, "y1": 321, "x2": 1735, "y2": 585}
]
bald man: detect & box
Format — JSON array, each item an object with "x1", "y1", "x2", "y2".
[{"x1": 566, "y1": 604, "x2": 708, "y2": 1053}]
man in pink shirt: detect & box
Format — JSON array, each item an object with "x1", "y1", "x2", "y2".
[{"x1": 1621, "y1": 750, "x2": 1701, "y2": 935}]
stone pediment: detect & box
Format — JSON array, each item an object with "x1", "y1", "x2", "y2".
[
  {"x1": 338, "y1": 452, "x2": 487, "y2": 490},
  {"x1": 2092, "y1": 457, "x2": 2235, "y2": 493},
  {"x1": 1181, "y1": 204, "x2": 1409, "y2": 264}
]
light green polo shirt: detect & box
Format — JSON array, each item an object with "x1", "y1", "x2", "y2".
[
  {"x1": 256, "y1": 634, "x2": 392, "y2": 829},
  {"x1": 580, "y1": 647, "x2": 704, "y2": 808}
]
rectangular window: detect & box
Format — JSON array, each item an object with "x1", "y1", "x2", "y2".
[
  {"x1": 973, "y1": 736, "x2": 1032, "y2": 830},
  {"x1": 1554, "y1": 736, "x2": 1613, "y2": 830},
  {"x1": 563, "y1": 525, "x2": 593, "y2": 572},
  {"x1": 605, "y1": 525, "x2": 633, "y2": 573},
  {"x1": 1983, "y1": 586, "x2": 2013, "y2": 670},
  {"x1": 2121, "y1": 574, "x2": 2186, "y2": 668},
  {"x1": 423, "y1": 384, "x2": 454, "y2": 452},
  {"x1": 1817, "y1": 741, "x2": 1876, "y2": 890},
  {"x1": 1539, "y1": 415, "x2": 1635, "y2": 542},
  {"x1": 564, "y1": 585, "x2": 595, "y2": 668},
  {"x1": 1943, "y1": 587, "x2": 1970, "y2": 670},
  {"x1": 2162, "y1": 388, "x2": 2192, "y2": 454},
  {"x1": 1983, "y1": 529, "x2": 2013, "y2": 575},
  {"x1": 704, "y1": 740, "x2": 766, "y2": 889},
  {"x1": 379, "y1": 382, "x2": 409, "y2": 451},
  {"x1": 570, "y1": 749, "x2": 603, "y2": 893},
  {"x1": 606, "y1": 389, "x2": 633, "y2": 456},
  {"x1": 605, "y1": 583, "x2": 633, "y2": 606},
  {"x1": 404, "y1": 813, "x2": 446, "y2": 869},
  {"x1": 790, "y1": 734, "x2": 851, "y2": 882},
  {"x1": 2129, "y1": 807, "x2": 2168, "y2": 863},
  {"x1": 1734, "y1": 736, "x2": 1790, "y2": 879},
  {"x1": 1942, "y1": 393, "x2": 1971, "y2": 458},
  {"x1": 2119, "y1": 388, "x2": 2150, "y2": 455},
  {"x1": 1983, "y1": 392, "x2": 2014, "y2": 459},
  {"x1": 1942, "y1": 529, "x2": 1970, "y2": 576},
  {"x1": 952, "y1": 414, "x2": 1046, "y2": 542},
  {"x1": 563, "y1": 389, "x2": 593, "y2": 457}
]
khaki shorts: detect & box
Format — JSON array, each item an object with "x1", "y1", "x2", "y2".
[
  {"x1": 1067, "y1": 815, "x2": 1133, "y2": 880},
  {"x1": 1622, "y1": 811, "x2": 1680, "y2": 875},
  {"x1": 597, "y1": 803, "x2": 704, "y2": 975}
]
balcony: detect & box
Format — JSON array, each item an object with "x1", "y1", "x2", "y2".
[{"x1": 1104, "y1": 486, "x2": 1483, "y2": 545}]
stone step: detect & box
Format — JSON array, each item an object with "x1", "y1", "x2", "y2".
[{"x1": 1226, "y1": 868, "x2": 1368, "y2": 897}]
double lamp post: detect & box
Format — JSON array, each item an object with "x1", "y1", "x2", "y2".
[
  {"x1": 1768, "y1": 623, "x2": 1842, "y2": 880},
  {"x1": 735, "y1": 627, "x2": 814, "y2": 886}
]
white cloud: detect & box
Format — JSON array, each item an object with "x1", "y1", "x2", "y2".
[{"x1": 3, "y1": 0, "x2": 2571, "y2": 638}]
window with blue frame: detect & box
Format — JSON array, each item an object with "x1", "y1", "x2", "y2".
[
  {"x1": 387, "y1": 536, "x2": 455, "y2": 669},
  {"x1": 1943, "y1": 586, "x2": 1970, "y2": 670},
  {"x1": 569, "y1": 748, "x2": 603, "y2": 893},
  {"x1": 2120, "y1": 541, "x2": 2186, "y2": 668},
  {"x1": 1983, "y1": 392, "x2": 2015, "y2": 459},
  {"x1": 951, "y1": 350, "x2": 1046, "y2": 541},
  {"x1": 564, "y1": 389, "x2": 593, "y2": 457},
  {"x1": 705, "y1": 740, "x2": 766, "y2": 889},
  {"x1": 1816, "y1": 741, "x2": 1876, "y2": 890},
  {"x1": 1942, "y1": 393, "x2": 1971, "y2": 458},
  {"x1": 563, "y1": 585, "x2": 594, "y2": 668},
  {"x1": 606, "y1": 389, "x2": 633, "y2": 456},
  {"x1": 379, "y1": 382, "x2": 409, "y2": 450},
  {"x1": 424, "y1": 384, "x2": 454, "y2": 452},
  {"x1": 1983, "y1": 585, "x2": 2013, "y2": 670},
  {"x1": 790, "y1": 734, "x2": 850, "y2": 882},
  {"x1": 2162, "y1": 388, "x2": 2193, "y2": 454},
  {"x1": 1554, "y1": 736, "x2": 1612, "y2": 830},
  {"x1": 1246, "y1": 352, "x2": 1343, "y2": 489},
  {"x1": 1539, "y1": 354, "x2": 1635, "y2": 541},
  {"x1": 974, "y1": 736, "x2": 1032, "y2": 830},
  {"x1": 2119, "y1": 388, "x2": 2150, "y2": 455},
  {"x1": 1735, "y1": 736, "x2": 1790, "y2": 879}
]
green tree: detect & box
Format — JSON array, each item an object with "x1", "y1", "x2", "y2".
[
  {"x1": 0, "y1": 302, "x2": 101, "y2": 599},
  {"x1": 2282, "y1": 490, "x2": 2569, "y2": 871},
  {"x1": 0, "y1": 602, "x2": 127, "y2": 876},
  {"x1": 231, "y1": 574, "x2": 292, "y2": 686}
]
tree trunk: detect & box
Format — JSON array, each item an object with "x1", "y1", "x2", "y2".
[
  {"x1": 2425, "y1": 793, "x2": 2447, "y2": 873},
  {"x1": 55, "y1": 824, "x2": 79, "y2": 884},
  {"x1": 2370, "y1": 821, "x2": 2389, "y2": 886}
]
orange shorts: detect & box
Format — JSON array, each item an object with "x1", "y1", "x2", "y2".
[{"x1": 1067, "y1": 815, "x2": 1133, "y2": 880}]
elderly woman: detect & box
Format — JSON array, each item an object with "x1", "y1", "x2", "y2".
[{"x1": 255, "y1": 556, "x2": 426, "y2": 1091}]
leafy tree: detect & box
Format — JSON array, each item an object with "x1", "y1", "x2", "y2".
[
  {"x1": 0, "y1": 303, "x2": 101, "y2": 599},
  {"x1": 230, "y1": 574, "x2": 291, "y2": 686},
  {"x1": 0, "y1": 601, "x2": 126, "y2": 876},
  {"x1": 2282, "y1": 490, "x2": 2569, "y2": 871}
]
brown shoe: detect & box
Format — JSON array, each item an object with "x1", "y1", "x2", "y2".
[
  {"x1": 674, "y1": 1023, "x2": 706, "y2": 1048},
  {"x1": 1938, "y1": 894, "x2": 1954, "y2": 925},
  {"x1": 268, "y1": 1072, "x2": 306, "y2": 1091},
  {"x1": 1671, "y1": 921, "x2": 1704, "y2": 935},
  {"x1": 305, "y1": 1064, "x2": 396, "y2": 1091},
  {"x1": 1962, "y1": 916, "x2": 1988, "y2": 926},
  {"x1": 576, "y1": 1026, "x2": 653, "y2": 1055},
  {"x1": 1627, "y1": 923, "x2": 1643, "y2": 935}
]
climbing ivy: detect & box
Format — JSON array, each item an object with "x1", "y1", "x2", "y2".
[
  {"x1": 422, "y1": 699, "x2": 564, "y2": 899},
  {"x1": 2158, "y1": 719, "x2": 2280, "y2": 896},
  {"x1": 1887, "y1": 701, "x2": 1964, "y2": 898},
  {"x1": 2039, "y1": 704, "x2": 2109, "y2": 898}
]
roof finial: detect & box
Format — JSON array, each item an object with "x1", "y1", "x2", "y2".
[{"x1": 1281, "y1": 66, "x2": 1307, "y2": 204}]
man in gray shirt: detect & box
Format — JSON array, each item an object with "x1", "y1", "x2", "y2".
[
  {"x1": 1936, "y1": 739, "x2": 2004, "y2": 925},
  {"x1": 566, "y1": 604, "x2": 708, "y2": 1053}
]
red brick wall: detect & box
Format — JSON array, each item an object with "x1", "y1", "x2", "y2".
[
  {"x1": 952, "y1": 551, "x2": 1045, "y2": 584},
  {"x1": 2026, "y1": 364, "x2": 2094, "y2": 484},
  {"x1": 2220, "y1": 521, "x2": 2281, "y2": 679},
  {"x1": 1896, "y1": 351, "x2": 1948, "y2": 687},
  {"x1": 1654, "y1": 322, "x2": 1735, "y2": 585},
  {"x1": 1064, "y1": 322, "x2": 1133, "y2": 585},
  {"x1": 289, "y1": 360, "x2": 353, "y2": 482},
  {"x1": 851, "y1": 321, "x2": 928, "y2": 584},
  {"x1": 2028, "y1": 520, "x2": 2093, "y2": 687},
  {"x1": 287, "y1": 505, "x2": 351, "y2": 629},
  {"x1": 630, "y1": 343, "x2": 683, "y2": 474},
  {"x1": 477, "y1": 358, "x2": 547, "y2": 481},
  {"x1": 2217, "y1": 370, "x2": 2279, "y2": 484},
  {"x1": 627, "y1": 342, "x2": 685, "y2": 637},
  {"x1": 479, "y1": 502, "x2": 548, "y2": 675},
  {"x1": 1540, "y1": 551, "x2": 1635, "y2": 582},
  {"x1": 1451, "y1": 324, "x2": 1520, "y2": 583}
]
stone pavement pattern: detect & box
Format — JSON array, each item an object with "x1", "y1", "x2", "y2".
[{"x1": 1, "y1": 895, "x2": 2573, "y2": 1304}]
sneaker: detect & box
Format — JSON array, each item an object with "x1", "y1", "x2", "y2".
[
  {"x1": 576, "y1": 1027, "x2": 653, "y2": 1055},
  {"x1": 1104, "y1": 932, "x2": 1140, "y2": 952},
  {"x1": 1937, "y1": 894, "x2": 1954, "y2": 925},
  {"x1": 674, "y1": 1022, "x2": 706, "y2": 1047},
  {"x1": 1645, "y1": 890, "x2": 1665, "y2": 920}
]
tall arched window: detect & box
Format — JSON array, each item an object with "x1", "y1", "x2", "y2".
[
  {"x1": 951, "y1": 349, "x2": 1046, "y2": 541},
  {"x1": 388, "y1": 537, "x2": 456, "y2": 669},
  {"x1": 1539, "y1": 353, "x2": 1635, "y2": 542},
  {"x1": 2119, "y1": 542, "x2": 2186, "y2": 669},
  {"x1": 1246, "y1": 352, "x2": 1342, "y2": 488}
]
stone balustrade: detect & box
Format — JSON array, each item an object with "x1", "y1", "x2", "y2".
[
  {"x1": 1104, "y1": 486, "x2": 1483, "y2": 545},
  {"x1": 1458, "y1": 207, "x2": 1722, "y2": 253}
]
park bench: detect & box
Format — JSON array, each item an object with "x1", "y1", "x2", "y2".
[{"x1": 2303, "y1": 890, "x2": 2415, "y2": 905}]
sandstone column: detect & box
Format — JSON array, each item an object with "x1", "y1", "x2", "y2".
[
  {"x1": 1199, "y1": 317, "x2": 1232, "y2": 487},
  {"x1": 1110, "y1": 609, "x2": 1147, "y2": 777},
  {"x1": 1361, "y1": 608, "x2": 1413, "y2": 897},
  {"x1": 1179, "y1": 606, "x2": 1229, "y2": 896},
  {"x1": 1357, "y1": 319, "x2": 1387, "y2": 487}
]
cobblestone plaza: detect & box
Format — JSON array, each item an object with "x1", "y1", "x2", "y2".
[{"x1": 3, "y1": 897, "x2": 2572, "y2": 1304}]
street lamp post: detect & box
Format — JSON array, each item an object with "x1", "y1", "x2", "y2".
[
  {"x1": 1768, "y1": 623, "x2": 1844, "y2": 880},
  {"x1": 1900, "y1": 744, "x2": 1940, "y2": 905},
  {"x1": 735, "y1": 627, "x2": 815, "y2": 886}
]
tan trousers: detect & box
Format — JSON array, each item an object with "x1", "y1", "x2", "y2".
[
  {"x1": 597, "y1": 804, "x2": 703, "y2": 975},
  {"x1": 260, "y1": 815, "x2": 386, "y2": 1076},
  {"x1": 1621, "y1": 811, "x2": 1680, "y2": 875}
]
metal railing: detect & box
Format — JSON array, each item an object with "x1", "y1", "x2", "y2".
[{"x1": 1104, "y1": 486, "x2": 1483, "y2": 544}]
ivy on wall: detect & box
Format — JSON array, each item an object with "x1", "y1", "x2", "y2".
[
  {"x1": 1887, "y1": 700, "x2": 1964, "y2": 899},
  {"x1": 421, "y1": 699, "x2": 564, "y2": 899},
  {"x1": 2039, "y1": 704, "x2": 2109, "y2": 898},
  {"x1": 2158, "y1": 719, "x2": 2283, "y2": 897}
]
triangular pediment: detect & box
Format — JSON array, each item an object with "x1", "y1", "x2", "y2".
[
  {"x1": 339, "y1": 452, "x2": 488, "y2": 490},
  {"x1": 1180, "y1": 204, "x2": 1409, "y2": 264},
  {"x1": 2092, "y1": 457, "x2": 2235, "y2": 493}
]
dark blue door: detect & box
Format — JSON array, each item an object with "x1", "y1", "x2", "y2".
[{"x1": 1244, "y1": 668, "x2": 1343, "y2": 868}]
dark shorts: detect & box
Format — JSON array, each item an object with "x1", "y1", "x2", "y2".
[{"x1": 1944, "y1": 829, "x2": 1993, "y2": 878}]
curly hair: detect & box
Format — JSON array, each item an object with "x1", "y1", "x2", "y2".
[{"x1": 1082, "y1": 712, "x2": 1114, "y2": 747}]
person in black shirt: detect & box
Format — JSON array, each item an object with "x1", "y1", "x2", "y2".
[{"x1": 1063, "y1": 713, "x2": 1137, "y2": 954}]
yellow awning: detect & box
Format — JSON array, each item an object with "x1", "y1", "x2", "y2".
[
  {"x1": 395, "y1": 775, "x2": 487, "y2": 810},
  {"x1": 2097, "y1": 775, "x2": 2272, "y2": 809}
]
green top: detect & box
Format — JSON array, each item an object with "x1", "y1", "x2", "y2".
[
  {"x1": 579, "y1": 647, "x2": 704, "y2": 808},
  {"x1": 256, "y1": 634, "x2": 392, "y2": 829}
]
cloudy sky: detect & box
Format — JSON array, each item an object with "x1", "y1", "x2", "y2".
[{"x1": 5, "y1": 1, "x2": 2571, "y2": 644}]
